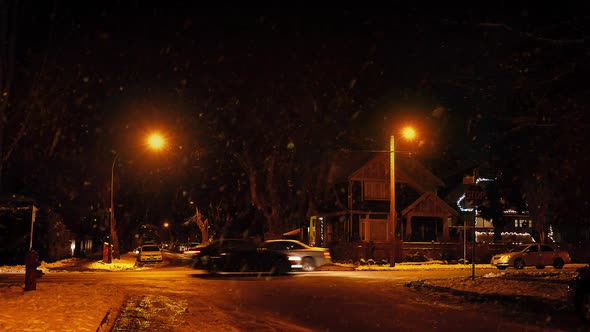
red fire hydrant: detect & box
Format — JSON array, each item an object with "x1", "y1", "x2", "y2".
[{"x1": 25, "y1": 250, "x2": 41, "y2": 291}]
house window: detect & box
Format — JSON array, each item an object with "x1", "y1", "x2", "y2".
[
  {"x1": 409, "y1": 217, "x2": 441, "y2": 242},
  {"x1": 475, "y1": 216, "x2": 494, "y2": 228},
  {"x1": 363, "y1": 181, "x2": 389, "y2": 200},
  {"x1": 514, "y1": 219, "x2": 532, "y2": 228},
  {"x1": 360, "y1": 219, "x2": 388, "y2": 242}
]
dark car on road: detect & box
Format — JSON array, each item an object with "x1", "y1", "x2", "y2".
[
  {"x1": 182, "y1": 242, "x2": 203, "y2": 258},
  {"x1": 192, "y1": 239, "x2": 291, "y2": 275},
  {"x1": 259, "y1": 239, "x2": 332, "y2": 272},
  {"x1": 568, "y1": 265, "x2": 590, "y2": 323}
]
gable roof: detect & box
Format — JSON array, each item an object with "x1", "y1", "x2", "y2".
[
  {"x1": 349, "y1": 154, "x2": 445, "y2": 194},
  {"x1": 401, "y1": 192, "x2": 459, "y2": 217},
  {"x1": 325, "y1": 152, "x2": 374, "y2": 185}
]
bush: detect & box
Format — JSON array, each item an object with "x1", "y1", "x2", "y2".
[{"x1": 405, "y1": 251, "x2": 427, "y2": 262}]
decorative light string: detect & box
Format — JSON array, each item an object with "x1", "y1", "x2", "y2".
[
  {"x1": 475, "y1": 230, "x2": 535, "y2": 244},
  {"x1": 456, "y1": 177, "x2": 494, "y2": 212}
]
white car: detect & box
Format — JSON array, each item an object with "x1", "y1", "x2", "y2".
[
  {"x1": 259, "y1": 239, "x2": 332, "y2": 272},
  {"x1": 138, "y1": 244, "x2": 163, "y2": 263},
  {"x1": 490, "y1": 243, "x2": 571, "y2": 270}
]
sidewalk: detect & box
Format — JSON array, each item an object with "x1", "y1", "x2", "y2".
[{"x1": 0, "y1": 254, "x2": 140, "y2": 332}]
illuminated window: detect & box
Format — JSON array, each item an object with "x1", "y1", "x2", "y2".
[{"x1": 514, "y1": 219, "x2": 532, "y2": 228}]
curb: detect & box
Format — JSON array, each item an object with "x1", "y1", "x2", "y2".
[
  {"x1": 96, "y1": 304, "x2": 124, "y2": 332},
  {"x1": 96, "y1": 309, "x2": 112, "y2": 332}
]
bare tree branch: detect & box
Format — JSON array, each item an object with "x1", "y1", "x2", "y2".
[{"x1": 479, "y1": 22, "x2": 587, "y2": 45}]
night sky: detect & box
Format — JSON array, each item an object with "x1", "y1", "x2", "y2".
[{"x1": 1, "y1": 2, "x2": 589, "y2": 243}]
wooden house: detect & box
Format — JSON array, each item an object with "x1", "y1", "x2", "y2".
[{"x1": 307, "y1": 153, "x2": 459, "y2": 261}]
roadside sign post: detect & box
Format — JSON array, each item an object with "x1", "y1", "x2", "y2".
[
  {"x1": 472, "y1": 211, "x2": 476, "y2": 280},
  {"x1": 463, "y1": 219, "x2": 466, "y2": 264}
]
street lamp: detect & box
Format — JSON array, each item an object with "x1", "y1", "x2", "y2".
[
  {"x1": 108, "y1": 132, "x2": 167, "y2": 263},
  {"x1": 390, "y1": 126, "x2": 417, "y2": 266},
  {"x1": 147, "y1": 132, "x2": 166, "y2": 151}
]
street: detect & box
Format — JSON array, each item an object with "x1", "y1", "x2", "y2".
[{"x1": 1, "y1": 254, "x2": 583, "y2": 331}]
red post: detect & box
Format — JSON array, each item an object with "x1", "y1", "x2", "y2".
[{"x1": 24, "y1": 250, "x2": 40, "y2": 291}]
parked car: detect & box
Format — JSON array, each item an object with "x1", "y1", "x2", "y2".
[
  {"x1": 568, "y1": 265, "x2": 590, "y2": 323},
  {"x1": 192, "y1": 238, "x2": 291, "y2": 275},
  {"x1": 137, "y1": 244, "x2": 163, "y2": 263},
  {"x1": 490, "y1": 243, "x2": 571, "y2": 270},
  {"x1": 259, "y1": 239, "x2": 332, "y2": 272}
]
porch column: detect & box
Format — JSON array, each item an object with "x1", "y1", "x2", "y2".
[
  {"x1": 405, "y1": 214, "x2": 412, "y2": 240},
  {"x1": 442, "y1": 215, "x2": 450, "y2": 241}
]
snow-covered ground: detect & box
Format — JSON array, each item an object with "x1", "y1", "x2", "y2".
[{"x1": 0, "y1": 256, "x2": 586, "y2": 331}]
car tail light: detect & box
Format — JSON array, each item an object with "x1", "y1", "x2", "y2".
[{"x1": 323, "y1": 251, "x2": 331, "y2": 258}]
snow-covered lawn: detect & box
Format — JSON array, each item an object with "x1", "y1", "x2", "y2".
[
  {"x1": 323, "y1": 261, "x2": 586, "y2": 307},
  {"x1": 408, "y1": 270, "x2": 577, "y2": 302}
]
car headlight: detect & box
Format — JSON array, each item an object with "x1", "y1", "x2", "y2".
[{"x1": 288, "y1": 256, "x2": 302, "y2": 262}]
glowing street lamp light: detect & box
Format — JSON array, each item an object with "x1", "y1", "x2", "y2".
[
  {"x1": 390, "y1": 125, "x2": 417, "y2": 266},
  {"x1": 402, "y1": 127, "x2": 417, "y2": 141},
  {"x1": 147, "y1": 132, "x2": 166, "y2": 151}
]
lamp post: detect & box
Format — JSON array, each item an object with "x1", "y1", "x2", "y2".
[
  {"x1": 108, "y1": 132, "x2": 166, "y2": 263},
  {"x1": 108, "y1": 153, "x2": 118, "y2": 263},
  {"x1": 389, "y1": 126, "x2": 416, "y2": 267}
]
